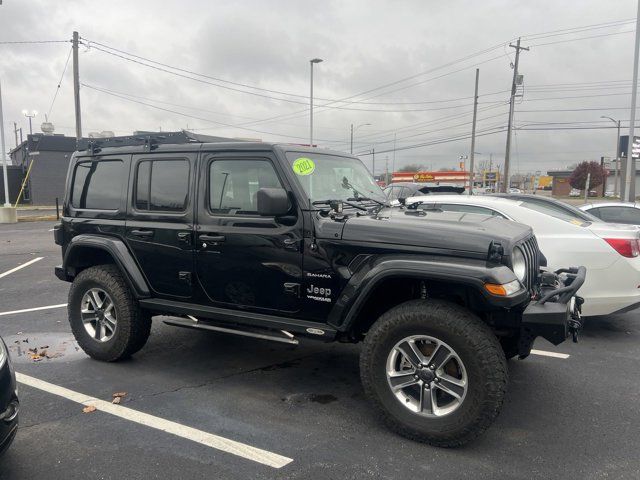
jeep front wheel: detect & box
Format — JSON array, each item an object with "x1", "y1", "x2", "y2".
[
  {"x1": 68, "y1": 265, "x2": 151, "y2": 362},
  {"x1": 360, "y1": 299, "x2": 508, "y2": 447}
]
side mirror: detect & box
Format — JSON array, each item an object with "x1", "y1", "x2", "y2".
[{"x1": 257, "y1": 188, "x2": 290, "y2": 216}]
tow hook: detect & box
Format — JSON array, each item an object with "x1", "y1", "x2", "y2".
[{"x1": 568, "y1": 296, "x2": 584, "y2": 343}]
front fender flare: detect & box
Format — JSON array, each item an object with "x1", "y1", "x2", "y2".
[
  {"x1": 328, "y1": 255, "x2": 526, "y2": 332},
  {"x1": 61, "y1": 235, "x2": 150, "y2": 298}
]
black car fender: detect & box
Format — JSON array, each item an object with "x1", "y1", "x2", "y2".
[
  {"x1": 328, "y1": 254, "x2": 528, "y2": 332},
  {"x1": 58, "y1": 235, "x2": 150, "y2": 298}
]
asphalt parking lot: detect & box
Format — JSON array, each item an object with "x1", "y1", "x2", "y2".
[{"x1": 1, "y1": 221, "x2": 639, "y2": 479}]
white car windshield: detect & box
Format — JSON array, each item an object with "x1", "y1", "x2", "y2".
[{"x1": 285, "y1": 152, "x2": 387, "y2": 205}]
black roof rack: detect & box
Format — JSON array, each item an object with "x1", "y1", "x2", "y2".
[{"x1": 76, "y1": 130, "x2": 246, "y2": 154}]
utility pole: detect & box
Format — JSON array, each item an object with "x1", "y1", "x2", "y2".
[
  {"x1": 309, "y1": 58, "x2": 323, "y2": 148},
  {"x1": 385, "y1": 155, "x2": 389, "y2": 184},
  {"x1": 350, "y1": 124, "x2": 354, "y2": 154},
  {"x1": 13, "y1": 121, "x2": 18, "y2": 148},
  {"x1": 372, "y1": 148, "x2": 375, "y2": 179},
  {"x1": 502, "y1": 38, "x2": 529, "y2": 193},
  {"x1": 469, "y1": 68, "x2": 480, "y2": 195},
  {"x1": 1, "y1": 78, "x2": 10, "y2": 207},
  {"x1": 392, "y1": 132, "x2": 397, "y2": 176},
  {"x1": 624, "y1": 0, "x2": 640, "y2": 202},
  {"x1": 73, "y1": 31, "x2": 82, "y2": 141}
]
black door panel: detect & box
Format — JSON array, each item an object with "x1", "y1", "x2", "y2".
[
  {"x1": 124, "y1": 154, "x2": 196, "y2": 299},
  {"x1": 195, "y1": 153, "x2": 303, "y2": 313}
]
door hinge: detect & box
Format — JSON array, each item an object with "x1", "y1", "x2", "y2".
[
  {"x1": 178, "y1": 271, "x2": 192, "y2": 285},
  {"x1": 283, "y1": 282, "x2": 300, "y2": 297}
]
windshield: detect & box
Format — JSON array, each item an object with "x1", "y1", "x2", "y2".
[{"x1": 284, "y1": 152, "x2": 387, "y2": 204}]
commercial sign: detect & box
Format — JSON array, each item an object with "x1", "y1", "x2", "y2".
[
  {"x1": 413, "y1": 173, "x2": 435, "y2": 182},
  {"x1": 618, "y1": 135, "x2": 640, "y2": 159},
  {"x1": 483, "y1": 171, "x2": 500, "y2": 182}
]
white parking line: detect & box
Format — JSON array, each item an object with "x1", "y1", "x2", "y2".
[
  {"x1": 530, "y1": 349, "x2": 570, "y2": 359},
  {"x1": 16, "y1": 372, "x2": 293, "y2": 469},
  {"x1": 0, "y1": 257, "x2": 44, "y2": 279},
  {"x1": 0, "y1": 303, "x2": 67, "y2": 317}
]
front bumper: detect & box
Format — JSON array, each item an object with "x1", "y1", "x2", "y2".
[{"x1": 521, "y1": 266, "x2": 586, "y2": 347}]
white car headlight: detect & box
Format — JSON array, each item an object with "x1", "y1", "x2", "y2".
[{"x1": 512, "y1": 247, "x2": 527, "y2": 283}]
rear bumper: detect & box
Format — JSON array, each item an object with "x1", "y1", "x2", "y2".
[{"x1": 521, "y1": 266, "x2": 586, "y2": 346}]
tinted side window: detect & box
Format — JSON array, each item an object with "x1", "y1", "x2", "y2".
[
  {"x1": 519, "y1": 199, "x2": 588, "y2": 223},
  {"x1": 384, "y1": 186, "x2": 400, "y2": 200},
  {"x1": 596, "y1": 206, "x2": 640, "y2": 224},
  {"x1": 71, "y1": 160, "x2": 124, "y2": 210},
  {"x1": 135, "y1": 160, "x2": 190, "y2": 212},
  {"x1": 209, "y1": 159, "x2": 282, "y2": 215},
  {"x1": 587, "y1": 207, "x2": 603, "y2": 219},
  {"x1": 439, "y1": 203, "x2": 504, "y2": 217}
]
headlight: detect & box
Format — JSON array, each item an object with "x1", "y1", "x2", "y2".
[
  {"x1": 512, "y1": 247, "x2": 527, "y2": 282},
  {"x1": 0, "y1": 340, "x2": 6, "y2": 368}
]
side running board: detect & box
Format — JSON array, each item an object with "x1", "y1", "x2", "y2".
[{"x1": 163, "y1": 315, "x2": 299, "y2": 345}]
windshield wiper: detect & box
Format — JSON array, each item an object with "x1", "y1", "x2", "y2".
[
  {"x1": 312, "y1": 199, "x2": 368, "y2": 212},
  {"x1": 341, "y1": 177, "x2": 387, "y2": 207}
]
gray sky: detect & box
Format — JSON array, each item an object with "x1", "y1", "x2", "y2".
[{"x1": 1, "y1": 0, "x2": 639, "y2": 174}]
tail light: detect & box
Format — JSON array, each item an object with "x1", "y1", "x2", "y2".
[{"x1": 604, "y1": 238, "x2": 640, "y2": 258}]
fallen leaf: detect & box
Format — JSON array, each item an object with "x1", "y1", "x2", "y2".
[
  {"x1": 82, "y1": 405, "x2": 96, "y2": 414},
  {"x1": 112, "y1": 396, "x2": 121, "y2": 404},
  {"x1": 112, "y1": 392, "x2": 127, "y2": 398}
]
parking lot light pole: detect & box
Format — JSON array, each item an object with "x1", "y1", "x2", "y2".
[
  {"x1": 309, "y1": 58, "x2": 323, "y2": 147},
  {"x1": 0, "y1": 78, "x2": 17, "y2": 223},
  {"x1": 350, "y1": 123, "x2": 371, "y2": 154},
  {"x1": 22, "y1": 109, "x2": 37, "y2": 135},
  {"x1": 601, "y1": 116, "x2": 621, "y2": 196}
]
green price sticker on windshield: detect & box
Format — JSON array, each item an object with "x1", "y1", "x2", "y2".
[{"x1": 292, "y1": 157, "x2": 315, "y2": 176}]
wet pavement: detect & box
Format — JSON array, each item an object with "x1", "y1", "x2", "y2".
[{"x1": 0, "y1": 221, "x2": 639, "y2": 479}]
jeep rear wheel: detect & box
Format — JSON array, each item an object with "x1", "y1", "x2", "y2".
[
  {"x1": 360, "y1": 299, "x2": 507, "y2": 447},
  {"x1": 68, "y1": 265, "x2": 151, "y2": 362}
]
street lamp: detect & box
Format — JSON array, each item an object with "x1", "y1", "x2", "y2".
[
  {"x1": 350, "y1": 123, "x2": 371, "y2": 154},
  {"x1": 601, "y1": 115, "x2": 621, "y2": 197},
  {"x1": 309, "y1": 58, "x2": 323, "y2": 147},
  {"x1": 22, "y1": 109, "x2": 37, "y2": 135}
]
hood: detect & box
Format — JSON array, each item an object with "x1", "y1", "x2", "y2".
[{"x1": 330, "y1": 207, "x2": 533, "y2": 255}]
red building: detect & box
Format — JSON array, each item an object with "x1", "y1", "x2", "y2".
[{"x1": 392, "y1": 171, "x2": 471, "y2": 186}]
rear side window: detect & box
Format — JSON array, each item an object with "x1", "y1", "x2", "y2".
[
  {"x1": 135, "y1": 159, "x2": 190, "y2": 212},
  {"x1": 438, "y1": 203, "x2": 506, "y2": 218},
  {"x1": 71, "y1": 160, "x2": 124, "y2": 210},
  {"x1": 209, "y1": 159, "x2": 282, "y2": 215},
  {"x1": 592, "y1": 206, "x2": 640, "y2": 224}
]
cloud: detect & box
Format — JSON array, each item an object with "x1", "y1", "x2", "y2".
[{"x1": 0, "y1": 0, "x2": 638, "y2": 172}]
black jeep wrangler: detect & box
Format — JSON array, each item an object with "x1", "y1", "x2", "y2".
[{"x1": 54, "y1": 137, "x2": 584, "y2": 447}]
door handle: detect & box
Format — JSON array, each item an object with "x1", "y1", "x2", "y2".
[
  {"x1": 130, "y1": 229, "x2": 154, "y2": 238},
  {"x1": 283, "y1": 238, "x2": 300, "y2": 251},
  {"x1": 177, "y1": 232, "x2": 192, "y2": 244},
  {"x1": 199, "y1": 234, "x2": 226, "y2": 243}
]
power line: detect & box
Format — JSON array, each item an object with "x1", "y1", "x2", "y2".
[
  {"x1": 47, "y1": 46, "x2": 73, "y2": 119},
  {"x1": 82, "y1": 83, "x2": 345, "y2": 143},
  {"x1": 529, "y1": 29, "x2": 635, "y2": 47},
  {"x1": 0, "y1": 39, "x2": 70, "y2": 45},
  {"x1": 521, "y1": 18, "x2": 634, "y2": 41}
]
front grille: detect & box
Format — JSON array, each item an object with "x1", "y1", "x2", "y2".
[{"x1": 519, "y1": 236, "x2": 540, "y2": 293}]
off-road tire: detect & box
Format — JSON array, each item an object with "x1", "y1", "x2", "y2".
[
  {"x1": 68, "y1": 265, "x2": 151, "y2": 362},
  {"x1": 360, "y1": 299, "x2": 508, "y2": 447}
]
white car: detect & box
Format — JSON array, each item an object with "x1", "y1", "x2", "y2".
[
  {"x1": 404, "y1": 195, "x2": 640, "y2": 316},
  {"x1": 580, "y1": 202, "x2": 640, "y2": 226}
]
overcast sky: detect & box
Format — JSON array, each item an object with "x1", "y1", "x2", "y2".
[{"x1": 1, "y1": 0, "x2": 639, "y2": 174}]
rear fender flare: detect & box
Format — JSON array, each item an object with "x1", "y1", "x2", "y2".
[{"x1": 62, "y1": 235, "x2": 150, "y2": 298}]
